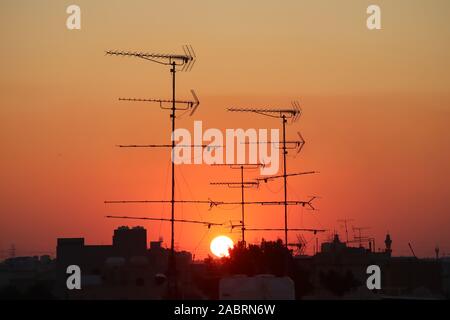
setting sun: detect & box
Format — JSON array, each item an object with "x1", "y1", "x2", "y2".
[{"x1": 210, "y1": 236, "x2": 234, "y2": 258}]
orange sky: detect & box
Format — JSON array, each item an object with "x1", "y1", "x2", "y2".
[{"x1": 1, "y1": 0, "x2": 450, "y2": 259}]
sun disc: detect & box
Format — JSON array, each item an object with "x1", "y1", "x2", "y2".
[{"x1": 210, "y1": 235, "x2": 234, "y2": 257}]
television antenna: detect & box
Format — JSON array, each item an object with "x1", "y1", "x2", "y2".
[
  {"x1": 228, "y1": 102, "x2": 318, "y2": 246},
  {"x1": 352, "y1": 226, "x2": 372, "y2": 248},
  {"x1": 106, "y1": 215, "x2": 223, "y2": 229},
  {"x1": 288, "y1": 234, "x2": 308, "y2": 256},
  {"x1": 210, "y1": 163, "x2": 263, "y2": 245},
  {"x1": 106, "y1": 45, "x2": 198, "y2": 298},
  {"x1": 227, "y1": 223, "x2": 326, "y2": 240},
  {"x1": 337, "y1": 218, "x2": 354, "y2": 243},
  {"x1": 105, "y1": 197, "x2": 317, "y2": 209},
  {"x1": 105, "y1": 44, "x2": 196, "y2": 71}
]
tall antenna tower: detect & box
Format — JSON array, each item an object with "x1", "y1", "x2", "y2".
[
  {"x1": 106, "y1": 45, "x2": 197, "y2": 298},
  {"x1": 228, "y1": 102, "x2": 318, "y2": 246}
]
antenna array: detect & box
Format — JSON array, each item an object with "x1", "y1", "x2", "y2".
[
  {"x1": 227, "y1": 101, "x2": 318, "y2": 246},
  {"x1": 105, "y1": 44, "x2": 321, "y2": 292},
  {"x1": 106, "y1": 45, "x2": 205, "y2": 298}
]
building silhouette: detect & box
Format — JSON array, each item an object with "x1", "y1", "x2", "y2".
[{"x1": 56, "y1": 226, "x2": 193, "y2": 299}]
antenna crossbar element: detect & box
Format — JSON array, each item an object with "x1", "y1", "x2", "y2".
[
  {"x1": 218, "y1": 197, "x2": 317, "y2": 210},
  {"x1": 228, "y1": 101, "x2": 301, "y2": 122},
  {"x1": 352, "y1": 226, "x2": 371, "y2": 248},
  {"x1": 106, "y1": 215, "x2": 222, "y2": 229},
  {"x1": 105, "y1": 50, "x2": 189, "y2": 62},
  {"x1": 256, "y1": 171, "x2": 318, "y2": 183},
  {"x1": 246, "y1": 228, "x2": 326, "y2": 233},
  {"x1": 211, "y1": 162, "x2": 265, "y2": 245},
  {"x1": 227, "y1": 101, "x2": 311, "y2": 247},
  {"x1": 105, "y1": 200, "x2": 214, "y2": 204},
  {"x1": 105, "y1": 199, "x2": 222, "y2": 210},
  {"x1": 105, "y1": 198, "x2": 316, "y2": 209},
  {"x1": 228, "y1": 224, "x2": 326, "y2": 234},
  {"x1": 106, "y1": 45, "x2": 196, "y2": 71},
  {"x1": 211, "y1": 163, "x2": 265, "y2": 169},
  {"x1": 210, "y1": 181, "x2": 259, "y2": 188},
  {"x1": 119, "y1": 89, "x2": 200, "y2": 115},
  {"x1": 256, "y1": 198, "x2": 316, "y2": 210},
  {"x1": 116, "y1": 144, "x2": 221, "y2": 149},
  {"x1": 242, "y1": 132, "x2": 305, "y2": 153}
]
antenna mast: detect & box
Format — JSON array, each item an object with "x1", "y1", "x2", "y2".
[
  {"x1": 228, "y1": 102, "x2": 318, "y2": 246},
  {"x1": 210, "y1": 163, "x2": 263, "y2": 245},
  {"x1": 352, "y1": 226, "x2": 371, "y2": 248},
  {"x1": 337, "y1": 218, "x2": 354, "y2": 243},
  {"x1": 106, "y1": 45, "x2": 197, "y2": 298}
]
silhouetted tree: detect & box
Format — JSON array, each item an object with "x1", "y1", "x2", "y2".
[{"x1": 224, "y1": 239, "x2": 292, "y2": 276}]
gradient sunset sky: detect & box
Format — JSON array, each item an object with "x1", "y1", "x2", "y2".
[{"x1": 1, "y1": 0, "x2": 449, "y2": 259}]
